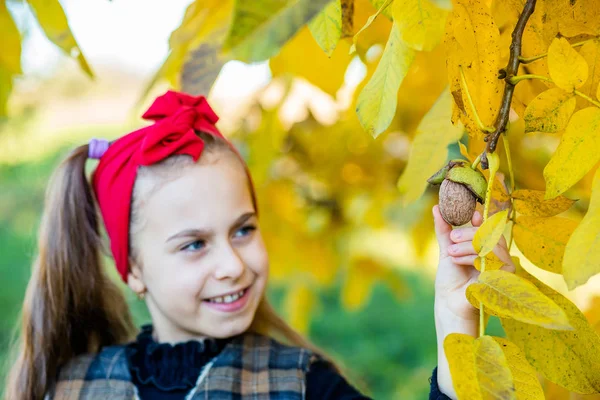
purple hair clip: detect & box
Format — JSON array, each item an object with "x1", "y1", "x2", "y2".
[{"x1": 88, "y1": 138, "x2": 110, "y2": 159}]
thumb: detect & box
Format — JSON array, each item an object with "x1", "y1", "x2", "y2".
[{"x1": 432, "y1": 205, "x2": 453, "y2": 258}]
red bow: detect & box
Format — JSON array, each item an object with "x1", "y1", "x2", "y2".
[
  {"x1": 142, "y1": 90, "x2": 222, "y2": 137},
  {"x1": 92, "y1": 90, "x2": 223, "y2": 282}
]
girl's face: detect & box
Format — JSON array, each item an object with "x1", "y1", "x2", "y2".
[{"x1": 128, "y1": 154, "x2": 269, "y2": 343}]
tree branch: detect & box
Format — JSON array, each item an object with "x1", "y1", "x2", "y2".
[{"x1": 481, "y1": 0, "x2": 537, "y2": 170}]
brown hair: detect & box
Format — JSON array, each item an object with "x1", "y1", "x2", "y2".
[
  {"x1": 5, "y1": 131, "x2": 338, "y2": 400},
  {"x1": 4, "y1": 145, "x2": 135, "y2": 400}
]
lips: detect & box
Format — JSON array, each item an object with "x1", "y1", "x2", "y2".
[
  {"x1": 203, "y1": 285, "x2": 252, "y2": 313},
  {"x1": 204, "y1": 287, "x2": 248, "y2": 304}
]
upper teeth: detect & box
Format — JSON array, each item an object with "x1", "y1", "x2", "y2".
[{"x1": 210, "y1": 289, "x2": 245, "y2": 304}]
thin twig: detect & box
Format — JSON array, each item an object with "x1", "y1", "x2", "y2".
[{"x1": 480, "y1": 0, "x2": 537, "y2": 169}]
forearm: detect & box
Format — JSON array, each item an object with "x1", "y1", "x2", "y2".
[{"x1": 434, "y1": 297, "x2": 479, "y2": 400}]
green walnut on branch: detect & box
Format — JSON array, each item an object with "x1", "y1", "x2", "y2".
[{"x1": 428, "y1": 159, "x2": 487, "y2": 226}]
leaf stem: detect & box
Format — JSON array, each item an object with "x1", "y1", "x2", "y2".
[
  {"x1": 574, "y1": 89, "x2": 600, "y2": 107},
  {"x1": 502, "y1": 135, "x2": 515, "y2": 194},
  {"x1": 508, "y1": 74, "x2": 552, "y2": 85},
  {"x1": 459, "y1": 65, "x2": 496, "y2": 133},
  {"x1": 471, "y1": 154, "x2": 481, "y2": 170},
  {"x1": 518, "y1": 37, "x2": 598, "y2": 64},
  {"x1": 502, "y1": 134, "x2": 516, "y2": 251}
]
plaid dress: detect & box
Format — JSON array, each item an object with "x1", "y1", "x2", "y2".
[{"x1": 47, "y1": 332, "x2": 320, "y2": 400}]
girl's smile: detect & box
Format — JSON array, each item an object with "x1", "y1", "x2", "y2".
[{"x1": 203, "y1": 284, "x2": 252, "y2": 312}]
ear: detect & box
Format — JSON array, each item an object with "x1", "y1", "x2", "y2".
[{"x1": 127, "y1": 257, "x2": 146, "y2": 295}]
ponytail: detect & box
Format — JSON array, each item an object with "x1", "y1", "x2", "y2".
[{"x1": 4, "y1": 145, "x2": 135, "y2": 400}]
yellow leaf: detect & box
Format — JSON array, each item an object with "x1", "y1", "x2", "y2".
[
  {"x1": 502, "y1": 259, "x2": 600, "y2": 394},
  {"x1": 563, "y1": 167, "x2": 600, "y2": 290},
  {"x1": 27, "y1": 0, "x2": 93, "y2": 77},
  {"x1": 342, "y1": 258, "x2": 376, "y2": 310},
  {"x1": 397, "y1": 88, "x2": 464, "y2": 205},
  {"x1": 308, "y1": 0, "x2": 342, "y2": 56},
  {"x1": 547, "y1": 37, "x2": 588, "y2": 92},
  {"x1": 579, "y1": 40, "x2": 600, "y2": 104},
  {"x1": 493, "y1": 337, "x2": 545, "y2": 400},
  {"x1": 0, "y1": 2, "x2": 21, "y2": 74},
  {"x1": 342, "y1": 257, "x2": 408, "y2": 310},
  {"x1": 180, "y1": 1, "x2": 234, "y2": 96},
  {"x1": 558, "y1": 20, "x2": 599, "y2": 38},
  {"x1": 473, "y1": 210, "x2": 508, "y2": 257},
  {"x1": 356, "y1": 22, "x2": 416, "y2": 137},
  {"x1": 284, "y1": 284, "x2": 315, "y2": 333},
  {"x1": 474, "y1": 252, "x2": 505, "y2": 271},
  {"x1": 270, "y1": 28, "x2": 352, "y2": 97},
  {"x1": 523, "y1": 88, "x2": 576, "y2": 133},
  {"x1": 0, "y1": 66, "x2": 12, "y2": 117},
  {"x1": 513, "y1": 215, "x2": 578, "y2": 274},
  {"x1": 350, "y1": 0, "x2": 392, "y2": 54},
  {"x1": 222, "y1": 0, "x2": 330, "y2": 62},
  {"x1": 444, "y1": 0, "x2": 502, "y2": 135},
  {"x1": 444, "y1": 333, "x2": 516, "y2": 400},
  {"x1": 368, "y1": 0, "x2": 392, "y2": 20},
  {"x1": 466, "y1": 270, "x2": 573, "y2": 330},
  {"x1": 351, "y1": 0, "x2": 392, "y2": 58},
  {"x1": 511, "y1": 189, "x2": 576, "y2": 217},
  {"x1": 543, "y1": 107, "x2": 600, "y2": 200},
  {"x1": 458, "y1": 141, "x2": 475, "y2": 163},
  {"x1": 391, "y1": 0, "x2": 448, "y2": 51},
  {"x1": 597, "y1": 81, "x2": 600, "y2": 102}
]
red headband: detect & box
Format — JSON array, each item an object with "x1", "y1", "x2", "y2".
[{"x1": 91, "y1": 90, "x2": 225, "y2": 282}]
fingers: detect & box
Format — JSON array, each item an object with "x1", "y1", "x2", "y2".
[
  {"x1": 450, "y1": 254, "x2": 478, "y2": 266},
  {"x1": 471, "y1": 210, "x2": 483, "y2": 227},
  {"x1": 433, "y1": 205, "x2": 453, "y2": 258},
  {"x1": 448, "y1": 241, "x2": 475, "y2": 257}
]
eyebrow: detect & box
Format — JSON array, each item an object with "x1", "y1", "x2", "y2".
[{"x1": 166, "y1": 212, "x2": 256, "y2": 243}]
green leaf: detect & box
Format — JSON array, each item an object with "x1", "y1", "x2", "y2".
[
  {"x1": 0, "y1": 2, "x2": 22, "y2": 74},
  {"x1": 26, "y1": 0, "x2": 93, "y2": 77},
  {"x1": 563, "y1": 167, "x2": 600, "y2": 290},
  {"x1": 466, "y1": 270, "x2": 573, "y2": 330},
  {"x1": 222, "y1": 0, "x2": 330, "y2": 62},
  {"x1": 397, "y1": 88, "x2": 463, "y2": 205},
  {"x1": 392, "y1": 0, "x2": 448, "y2": 51},
  {"x1": 502, "y1": 259, "x2": 600, "y2": 394},
  {"x1": 543, "y1": 107, "x2": 600, "y2": 200},
  {"x1": 356, "y1": 22, "x2": 416, "y2": 137},
  {"x1": 308, "y1": 0, "x2": 342, "y2": 56},
  {"x1": 523, "y1": 88, "x2": 576, "y2": 133},
  {"x1": 473, "y1": 210, "x2": 508, "y2": 257}
]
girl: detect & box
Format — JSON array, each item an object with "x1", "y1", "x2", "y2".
[{"x1": 5, "y1": 90, "x2": 515, "y2": 400}]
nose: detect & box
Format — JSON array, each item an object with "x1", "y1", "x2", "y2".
[{"x1": 213, "y1": 240, "x2": 245, "y2": 281}]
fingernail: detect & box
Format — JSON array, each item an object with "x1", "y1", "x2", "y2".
[
  {"x1": 452, "y1": 230, "x2": 461, "y2": 240},
  {"x1": 448, "y1": 244, "x2": 457, "y2": 253}
]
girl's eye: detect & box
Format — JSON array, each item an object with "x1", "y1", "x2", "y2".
[
  {"x1": 235, "y1": 225, "x2": 256, "y2": 238},
  {"x1": 182, "y1": 240, "x2": 205, "y2": 252}
]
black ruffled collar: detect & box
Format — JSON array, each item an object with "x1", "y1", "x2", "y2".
[{"x1": 125, "y1": 324, "x2": 230, "y2": 391}]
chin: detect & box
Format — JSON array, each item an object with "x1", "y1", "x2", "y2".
[{"x1": 210, "y1": 314, "x2": 254, "y2": 339}]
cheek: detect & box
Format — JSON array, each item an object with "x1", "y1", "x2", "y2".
[
  {"x1": 246, "y1": 237, "x2": 269, "y2": 276},
  {"x1": 145, "y1": 255, "x2": 212, "y2": 298}
]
